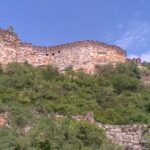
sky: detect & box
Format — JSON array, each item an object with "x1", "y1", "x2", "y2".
[{"x1": 0, "y1": 0, "x2": 150, "y2": 61}]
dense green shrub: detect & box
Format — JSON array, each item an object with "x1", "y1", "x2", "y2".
[
  {"x1": 1, "y1": 62, "x2": 150, "y2": 149},
  {"x1": 0, "y1": 62, "x2": 149, "y2": 125},
  {"x1": 0, "y1": 117, "x2": 123, "y2": 150}
]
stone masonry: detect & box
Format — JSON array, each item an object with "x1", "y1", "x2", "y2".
[
  {"x1": 0, "y1": 28, "x2": 127, "y2": 73},
  {"x1": 96, "y1": 123, "x2": 148, "y2": 150},
  {"x1": 72, "y1": 112, "x2": 149, "y2": 150}
]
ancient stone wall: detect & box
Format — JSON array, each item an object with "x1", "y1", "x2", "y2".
[
  {"x1": 141, "y1": 75, "x2": 150, "y2": 88},
  {"x1": 0, "y1": 28, "x2": 126, "y2": 73},
  {"x1": 72, "y1": 112, "x2": 149, "y2": 150},
  {"x1": 97, "y1": 123, "x2": 147, "y2": 150}
]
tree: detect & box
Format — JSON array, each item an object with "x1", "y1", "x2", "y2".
[
  {"x1": 7, "y1": 26, "x2": 14, "y2": 33},
  {"x1": 7, "y1": 26, "x2": 17, "y2": 36}
]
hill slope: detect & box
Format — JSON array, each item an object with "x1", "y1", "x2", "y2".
[{"x1": 0, "y1": 62, "x2": 150, "y2": 149}]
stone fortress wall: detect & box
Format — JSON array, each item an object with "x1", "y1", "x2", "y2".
[
  {"x1": 72, "y1": 112, "x2": 149, "y2": 150},
  {"x1": 0, "y1": 28, "x2": 127, "y2": 73}
]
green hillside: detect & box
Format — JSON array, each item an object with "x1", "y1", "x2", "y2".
[{"x1": 0, "y1": 62, "x2": 150, "y2": 149}]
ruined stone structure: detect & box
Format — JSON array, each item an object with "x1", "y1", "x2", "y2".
[
  {"x1": 0, "y1": 28, "x2": 127, "y2": 73},
  {"x1": 141, "y1": 75, "x2": 150, "y2": 88},
  {"x1": 72, "y1": 112, "x2": 150, "y2": 150},
  {"x1": 96, "y1": 123, "x2": 148, "y2": 150}
]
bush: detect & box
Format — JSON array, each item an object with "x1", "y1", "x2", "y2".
[
  {"x1": 0, "y1": 62, "x2": 149, "y2": 125},
  {"x1": 112, "y1": 74, "x2": 139, "y2": 93}
]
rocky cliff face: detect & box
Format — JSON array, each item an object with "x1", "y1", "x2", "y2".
[{"x1": 0, "y1": 28, "x2": 126, "y2": 73}]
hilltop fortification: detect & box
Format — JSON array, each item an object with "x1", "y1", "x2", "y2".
[{"x1": 0, "y1": 28, "x2": 127, "y2": 73}]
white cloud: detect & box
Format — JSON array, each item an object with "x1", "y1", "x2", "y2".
[
  {"x1": 114, "y1": 20, "x2": 150, "y2": 62},
  {"x1": 141, "y1": 52, "x2": 150, "y2": 62},
  {"x1": 129, "y1": 51, "x2": 150, "y2": 62},
  {"x1": 115, "y1": 22, "x2": 150, "y2": 50}
]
